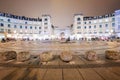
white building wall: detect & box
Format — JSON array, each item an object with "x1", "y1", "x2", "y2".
[
  {"x1": 73, "y1": 13, "x2": 115, "y2": 40},
  {"x1": 0, "y1": 13, "x2": 53, "y2": 40}
]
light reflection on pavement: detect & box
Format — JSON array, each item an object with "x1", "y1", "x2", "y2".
[{"x1": 0, "y1": 40, "x2": 120, "y2": 55}]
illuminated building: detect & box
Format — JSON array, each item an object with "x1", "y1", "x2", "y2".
[
  {"x1": 73, "y1": 12, "x2": 116, "y2": 40},
  {"x1": 0, "y1": 13, "x2": 53, "y2": 40},
  {"x1": 0, "y1": 9, "x2": 120, "y2": 41}
]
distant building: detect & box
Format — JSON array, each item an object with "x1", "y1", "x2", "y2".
[
  {"x1": 72, "y1": 12, "x2": 118, "y2": 40},
  {"x1": 53, "y1": 27, "x2": 71, "y2": 40}
]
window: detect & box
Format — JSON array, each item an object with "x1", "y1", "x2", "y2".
[
  {"x1": 8, "y1": 24, "x2": 10, "y2": 27},
  {"x1": 105, "y1": 19, "x2": 108, "y2": 22},
  {"x1": 77, "y1": 18, "x2": 81, "y2": 21},
  {"x1": 89, "y1": 32, "x2": 92, "y2": 34},
  {"x1": 89, "y1": 21, "x2": 91, "y2": 24},
  {"x1": 45, "y1": 27, "x2": 48, "y2": 29},
  {"x1": 84, "y1": 22, "x2": 86, "y2": 24},
  {"x1": 94, "y1": 25, "x2": 96, "y2": 28},
  {"x1": 118, "y1": 25, "x2": 120, "y2": 29},
  {"x1": 45, "y1": 18, "x2": 48, "y2": 21},
  {"x1": 20, "y1": 26, "x2": 22, "y2": 29},
  {"x1": 77, "y1": 26, "x2": 81, "y2": 29},
  {"x1": 112, "y1": 18, "x2": 115, "y2": 21},
  {"x1": 25, "y1": 26, "x2": 27, "y2": 29},
  {"x1": 8, "y1": 19, "x2": 10, "y2": 22},
  {"x1": 112, "y1": 23, "x2": 115, "y2": 27},
  {"x1": 77, "y1": 22, "x2": 81, "y2": 24},
  {"x1": 14, "y1": 25, "x2": 17, "y2": 28},
  {"x1": 77, "y1": 32, "x2": 81, "y2": 34},
  {"x1": 84, "y1": 26, "x2": 86, "y2": 29},
  {"x1": 99, "y1": 25, "x2": 102, "y2": 28},
  {"x1": 94, "y1": 20, "x2": 97, "y2": 23},
  {"x1": 8, "y1": 29, "x2": 11, "y2": 33},
  {"x1": 39, "y1": 27, "x2": 41, "y2": 29},
  {"x1": 44, "y1": 23, "x2": 48, "y2": 25},
  {"x1": 39, "y1": 31, "x2": 41, "y2": 34},
  {"x1": 0, "y1": 29, "x2": 4, "y2": 33},
  {"x1": 35, "y1": 27, "x2": 37, "y2": 29},
  {"x1": 89, "y1": 26, "x2": 91, "y2": 29},
  {"x1": 99, "y1": 32, "x2": 103, "y2": 34},
  {"x1": 25, "y1": 22, "x2": 27, "y2": 24},
  {"x1": 105, "y1": 32, "x2": 108, "y2": 33},
  {"x1": 94, "y1": 32, "x2": 97, "y2": 34},
  {"x1": 0, "y1": 19, "x2": 4, "y2": 21},
  {"x1": 105, "y1": 24, "x2": 108, "y2": 27},
  {"x1": 0, "y1": 23, "x2": 4, "y2": 26},
  {"x1": 30, "y1": 26, "x2": 32, "y2": 29}
]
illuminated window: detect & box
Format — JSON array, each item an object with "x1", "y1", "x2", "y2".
[
  {"x1": 94, "y1": 20, "x2": 97, "y2": 23},
  {"x1": 105, "y1": 19, "x2": 108, "y2": 22}
]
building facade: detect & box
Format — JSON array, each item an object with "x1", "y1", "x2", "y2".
[
  {"x1": 0, "y1": 9, "x2": 120, "y2": 41},
  {"x1": 115, "y1": 10, "x2": 120, "y2": 37},
  {"x1": 73, "y1": 13, "x2": 116, "y2": 40},
  {"x1": 0, "y1": 12, "x2": 53, "y2": 40}
]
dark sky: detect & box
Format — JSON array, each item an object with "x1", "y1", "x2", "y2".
[{"x1": 0, "y1": 0, "x2": 120, "y2": 27}]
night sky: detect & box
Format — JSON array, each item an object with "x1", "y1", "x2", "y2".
[{"x1": 0, "y1": 0, "x2": 120, "y2": 28}]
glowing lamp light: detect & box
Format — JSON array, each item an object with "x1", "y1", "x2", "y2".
[
  {"x1": 14, "y1": 30, "x2": 16, "y2": 33},
  {"x1": 111, "y1": 30, "x2": 113, "y2": 33}
]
